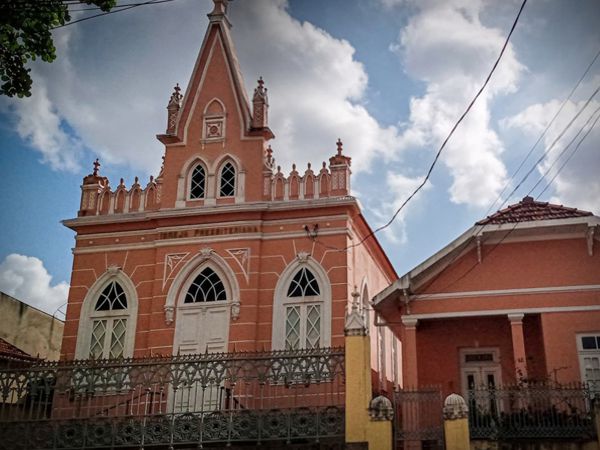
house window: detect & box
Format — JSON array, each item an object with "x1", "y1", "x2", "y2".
[
  {"x1": 219, "y1": 162, "x2": 236, "y2": 197},
  {"x1": 184, "y1": 267, "x2": 227, "y2": 303},
  {"x1": 89, "y1": 281, "x2": 129, "y2": 359},
  {"x1": 272, "y1": 261, "x2": 331, "y2": 351},
  {"x1": 577, "y1": 334, "x2": 600, "y2": 391},
  {"x1": 190, "y1": 164, "x2": 206, "y2": 199}
]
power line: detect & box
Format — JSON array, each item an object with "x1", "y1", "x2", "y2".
[
  {"x1": 414, "y1": 97, "x2": 600, "y2": 298},
  {"x1": 537, "y1": 107, "x2": 600, "y2": 198},
  {"x1": 483, "y1": 47, "x2": 600, "y2": 218},
  {"x1": 311, "y1": 0, "x2": 528, "y2": 252},
  {"x1": 530, "y1": 104, "x2": 600, "y2": 196},
  {"x1": 51, "y1": 0, "x2": 177, "y2": 29}
]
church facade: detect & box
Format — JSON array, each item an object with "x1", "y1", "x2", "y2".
[{"x1": 60, "y1": 0, "x2": 398, "y2": 385}]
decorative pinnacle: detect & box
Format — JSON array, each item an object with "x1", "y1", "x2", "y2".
[
  {"x1": 351, "y1": 286, "x2": 360, "y2": 312},
  {"x1": 210, "y1": 0, "x2": 228, "y2": 15},
  {"x1": 336, "y1": 138, "x2": 343, "y2": 156},
  {"x1": 92, "y1": 158, "x2": 100, "y2": 176},
  {"x1": 257, "y1": 77, "x2": 264, "y2": 89},
  {"x1": 168, "y1": 83, "x2": 182, "y2": 107}
]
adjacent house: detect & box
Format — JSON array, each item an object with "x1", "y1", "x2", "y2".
[{"x1": 373, "y1": 196, "x2": 600, "y2": 398}]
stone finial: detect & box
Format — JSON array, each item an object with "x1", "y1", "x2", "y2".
[
  {"x1": 345, "y1": 286, "x2": 366, "y2": 336},
  {"x1": 336, "y1": 138, "x2": 343, "y2": 156},
  {"x1": 166, "y1": 83, "x2": 182, "y2": 134},
  {"x1": 443, "y1": 393, "x2": 469, "y2": 420},
  {"x1": 252, "y1": 77, "x2": 269, "y2": 129},
  {"x1": 210, "y1": 0, "x2": 228, "y2": 16},
  {"x1": 369, "y1": 395, "x2": 394, "y2": 421},
  {"x1": 168, "y1": 83, "x2": 182, "y2": 108},
  {"x1": 92, "y1": 158, "x2": 101, "y2": 176}
]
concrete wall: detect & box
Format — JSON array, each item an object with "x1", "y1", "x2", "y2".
[{"x1": 0, "y1": 292, "x2": 64, "y2": 360}]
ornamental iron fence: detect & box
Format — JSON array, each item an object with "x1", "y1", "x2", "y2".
[
  {"x1": 0, "y1": 347, "x2": 345, "y2": 449},
  {"x1": 468, "y1": 382, "x2": 597, "y2": 440},
  {"x1": 393, "y1": 387, "x2": 445, "y2": 450}
]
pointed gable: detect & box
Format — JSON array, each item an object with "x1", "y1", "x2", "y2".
[
  {"x1": 160, "y1": 0, "x2": 252, "y2": 145},
  {"x1": 477, "y1": 196, "x2": 593, "y2": 225}
]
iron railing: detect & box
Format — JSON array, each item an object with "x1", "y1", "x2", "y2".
[
  {"x1": 0, "y1": 347, "x2": 345, "y2": 449},
  {"x1": 468, "y1": 382, "x2": 597, "y2": 440},
  {"x1": 393, "y1": 387, "x2": 444, "y2": 450}
]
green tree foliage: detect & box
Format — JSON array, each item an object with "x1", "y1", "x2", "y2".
[{"x1": 0, "y1": 0, "x2": 116, "y2": 98}]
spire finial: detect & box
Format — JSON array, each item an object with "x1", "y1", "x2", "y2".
[
  {"x1": 210, "y1": 0, "x2": 228, "y2": 16},
  {"x1": 258, "y1": 76, "x2": 264, "y2": 89},
  {"x1": 168, "y1": 83, "x2": 182, "y2": 107},
  {"x1": 336, "y1": 138, "x2": 343, "y2": 156},
  {"x1": 93, "y1": 158, "x2": 100, "y2": 176}
]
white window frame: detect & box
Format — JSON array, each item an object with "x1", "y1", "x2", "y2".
[
  {"x1": 188, "y1": 162, "x2": 208, "y2": 201},
  {"x1": 272, "y1": 258, "x2": 331, "y2": 350},
  {"x1": 75, "y1": 268, "x2": 138, "y2": 360},
  {"x1": 576, "y1": 332, "x2": 600, "y2": 391},
  {"x1": 217, "y1": 160, "x2": 237, "y2": 198}
]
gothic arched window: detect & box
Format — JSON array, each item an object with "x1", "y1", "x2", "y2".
[
  {"x1": 89, "y1": 281, "x2": 129, "y2": 359},
  {"x1": 184, "y1": 267, "x2": 227, "y2": 303},
  {"x1": 75, "y1": 270, "x2": 138, "y2": 361},
  {"x1": 190, "y1": 164, "x2": 206, "y2": 199},
  {"x1": 272, "y1": 262, "x2": 331, "y2": 351},
  {"x1": 219, "y1": 162, "x2": 236, "y2": 197}
]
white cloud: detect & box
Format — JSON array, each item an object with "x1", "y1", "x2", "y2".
[
  {"x1": 502, "y1": 90, "x2": 600, "y2": 214},
  {"x1": 0, "y1": 254, "x2": 69, "y2": 316},
  {"x1": 368, "y1": 173, "x2": 431, "y2": 244},
  {"x1": 229, "y1": 0, "x2": 400, "y2": 172},
  {"x1": 390, "y1": 0, "x2": 525, "y2": 207}
]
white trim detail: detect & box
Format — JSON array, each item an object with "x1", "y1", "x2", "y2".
[
  {"x1": 401, "y1": 305, "x2": 600, "y2": 321},
  {"x1": 411, "y1": 284, "x2": 600, "y2": 301}
]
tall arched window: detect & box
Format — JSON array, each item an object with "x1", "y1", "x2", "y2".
[
  {"x1": 89, "y1": 281, "x2": 129, "y2": 359},
  {"x1": 75, "y1": 269, "x2": 138, "y2": 360},
  {"x1": 219, "y1": 162, "x2": 236, "y2": 197},
  {"x1": 272, "y1": 261, "x2": 331, "y2": 350},
  {"x1": 190, "y1": 164, "x2": 206, "y2": 199}
]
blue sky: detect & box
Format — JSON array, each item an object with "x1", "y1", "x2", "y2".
[{"x1": 1, "y1": 0, "x2": 599, "y2": 317}]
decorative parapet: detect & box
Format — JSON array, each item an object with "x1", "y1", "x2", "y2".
[
  {"x1": 262, "y1": 139, "x2": 352, "y2": 201},
  {"x1": 443, "y1": 393, "x2": 469, "y2": 420},
  {"x1": 78, "y1": 159, "x2": 162, "y2": 217}
]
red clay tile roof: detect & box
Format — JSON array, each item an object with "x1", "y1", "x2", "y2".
[
  {"x1": 476, "y1": 196, "x2": 593, "y2": 225},
  {"x1": 0, "y1": 338, "x2": 38, "y2": 362}
]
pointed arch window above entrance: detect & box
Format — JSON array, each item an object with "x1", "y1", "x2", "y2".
[{"x1": 184, "y1": 267, "x2": 227, "y2": 303}]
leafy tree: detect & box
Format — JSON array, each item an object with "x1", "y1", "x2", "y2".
[{"x1": 0, "y1": 0, "x2": 116, "y2": 98}]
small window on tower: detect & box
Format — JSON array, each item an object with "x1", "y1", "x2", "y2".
[
  {"x1": 190, "y1": 165, "x2": 206, "y2": 199},
  {"x1": 220, "y1": 162, "x2": 236, "y2": 197}
]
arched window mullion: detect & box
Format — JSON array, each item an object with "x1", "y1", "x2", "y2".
[
  {"x1": 184, "y1": 267, "x2": 227, "y2": 303},
  {"x1": 190, "y1": 164, "x2": 207, "y2": 199},
  {"x1": 219, "y1": 162, "x2": 236, "y2": 197}
]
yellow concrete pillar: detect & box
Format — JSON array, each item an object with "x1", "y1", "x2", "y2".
[
  {"x1": 345, "y1": 292, "x2": 393, "y2": 450},
  {"x1": 443, "y1": 394, "x2": 470, "y2": 450}
]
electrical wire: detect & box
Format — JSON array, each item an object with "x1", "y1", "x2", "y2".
[
  {"x1": 309, "y1": 0, "x2": 529, "y2": 252},
  {"x1": 51, "y1": 0, "x2": 177, "y2": 29}
]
